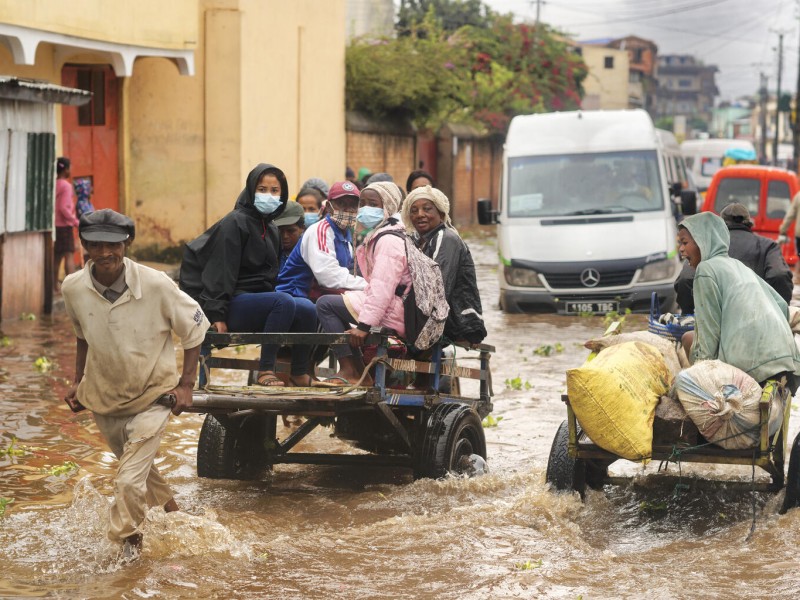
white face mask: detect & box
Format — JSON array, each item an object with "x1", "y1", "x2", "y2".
[{"x1": 254, "y1": 193, "x2": 282, "y2": 215}]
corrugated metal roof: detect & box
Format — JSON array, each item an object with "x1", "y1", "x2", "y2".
[{"x1": 0, "y1": 77, "x2": 91, "y2": 106}]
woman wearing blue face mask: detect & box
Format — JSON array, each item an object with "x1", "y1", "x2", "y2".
[
  {"x1": 180, "y1": 163, "x2": 318, "y2": 387},
  {"x1": 296, "y1": 187, "x2": 324, "y2": 228}
]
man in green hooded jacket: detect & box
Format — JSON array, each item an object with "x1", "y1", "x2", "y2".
[{"x1": 678, "y1": 211, "x2": 800, "y2": 387}]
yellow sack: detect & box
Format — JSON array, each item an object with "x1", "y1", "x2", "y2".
[{"x1": 566, "y1": 341, "x2": 672, "y2": 461}]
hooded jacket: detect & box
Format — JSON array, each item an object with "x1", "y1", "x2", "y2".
[
  {"x1": 675, "y1": 222, "x2": 793, "y2": 313},
  {"x1": 415, "y1": 224, "x2": 486, "y2": 344},
  {"x1": 179, "y1": 163, "x2": 288, "y2": 323},
  {"x1": 682, "y1": 211, "x2": 800, "y2": 382}
]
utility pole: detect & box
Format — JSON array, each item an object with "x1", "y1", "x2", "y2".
[
  {"x1": 531, "y1": 0, "x2": 543, "y2": 25},
  {"x1": 773, "y1": 31, "x2": 787, "y2": 165},
  {"x1": 761, "y1": 72, "x2": 770, "y2": 163}
]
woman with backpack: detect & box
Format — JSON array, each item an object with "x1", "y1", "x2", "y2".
[
  {"x1": 402, "y1": 186, "x2": 487, "y2": 346},
  {"x1": 316, "y1": 182, "x2": 410, "y2": 384}
]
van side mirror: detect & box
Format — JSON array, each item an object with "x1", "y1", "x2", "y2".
[
  {"x1": 670, "y1": 182, "x2": 682, "y2": 197},
  {"x1": 477, "y1": 198, "x2": 499, "y2": 225},
  {"x1": 680, "y1": 190, "x2": 698, "y2": 216}
]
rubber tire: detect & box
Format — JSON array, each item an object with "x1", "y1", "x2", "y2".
[
  {"x1": 414, "y1": 404, "x2": 486, "y2": 480},
  {"x1": 197, "y1": 413, "x2": 270, "y2": 480},
  {"x1": 780, "y1": 430, "x2": 800, "y2": 513},
  {"x1": 545, "y1": 420, "x2": 587, "y2": 498}
]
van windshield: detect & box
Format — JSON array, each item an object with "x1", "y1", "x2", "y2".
[{"x1": 507, "y1": 150, "x2": 664, "y2": 217}]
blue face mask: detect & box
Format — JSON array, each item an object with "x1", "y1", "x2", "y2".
[
  {"x1": 357, "y1": 206, "x2": 385, "y2": 228},
  {"x1": 254, "y1": 193, "x2": 282, "y2": 215},
  {"x1": 304, "y1": 213, "x2": 320, "y2": 227}
]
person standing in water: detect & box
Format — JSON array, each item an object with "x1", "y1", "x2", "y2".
[
  {"x1": 62, "y1": 209, "x2": 209, "y2": 559},
  {"x1": 54, "y1": 157, "x2": 80, "y2": 292}
]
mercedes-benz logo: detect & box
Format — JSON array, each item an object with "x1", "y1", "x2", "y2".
[{"x1": 580, "y1": 268, "x2": 600, "y2": 287}]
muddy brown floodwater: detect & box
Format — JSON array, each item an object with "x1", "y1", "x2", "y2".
[{"x1": 1, "y1": 234, "x2": 800, "y2": 599}]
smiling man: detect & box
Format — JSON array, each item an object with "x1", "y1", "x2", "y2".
[{"x1": 61, "y1": 209, "x2": 209, "y2": 560}]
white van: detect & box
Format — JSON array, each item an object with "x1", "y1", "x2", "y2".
[
  {"x1": 478, "y1": 109, "x2": 691, "y2": 314},
  {"x1": 680, "y1": 138, "x2": 756, "y2": 192}
]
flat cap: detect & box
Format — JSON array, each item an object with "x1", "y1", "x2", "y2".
[
  {"x1": 719, "y1": 202, "x2": 753, "y2": 227},
  {"x1": 79, "y1": 208, "x2": 135, "y2": 243},
  {"x1": 273, "y1": 201, "x2": 306, "y2": 227}
]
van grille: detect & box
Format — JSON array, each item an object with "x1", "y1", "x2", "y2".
[{"x1": 543, "y1": 270, "x2": 636, "y2": 289}]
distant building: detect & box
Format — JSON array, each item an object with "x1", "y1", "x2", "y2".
[
  {"x1": 577, "y1": 42, "x2": 630, "y2": 110},
  {"x1": 711, "y1": 101, "x2": 753, "y2": 140},
  {"x1": 607, "y1": 36, "x2": 659, "y2": 117},
  {"x1": 656, "y1": 55, "x2": 719, "y2": 125}
]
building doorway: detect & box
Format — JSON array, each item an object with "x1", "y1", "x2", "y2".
[{"x1": 61, "y1": 64, "x2": 119, "y2": 214}]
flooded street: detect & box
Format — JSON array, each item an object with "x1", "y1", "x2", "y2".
[{"x1": 2, "y1": 235, "x2": 800, "y2": 599}]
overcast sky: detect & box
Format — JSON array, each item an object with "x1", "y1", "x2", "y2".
[{"x1": 481, "y1": 0, "x2": 800, "y2": 102}]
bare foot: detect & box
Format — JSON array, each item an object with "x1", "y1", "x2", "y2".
[
  {"x1": 164, "y1": 498, "x2": 179, "y2": 512},
  {"x1": 288, "y1": 374, "x2": 313, "y2": 387}
]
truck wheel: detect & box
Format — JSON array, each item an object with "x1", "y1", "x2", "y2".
[
  {"x1": 197, "y1": 413, "x2": 270, "y2": 480},
  {"x1": 545, "y1": 420, "x2": 587, "y2": 498},
  {"x1": 414, "y1": 404, "x2": 486, "y2": 480},
  {"x1": 780, "y1": 430, "x2": 800, "y2": 513}
]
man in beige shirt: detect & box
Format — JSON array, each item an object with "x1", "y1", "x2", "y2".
[{"x1": 62, "y1": 209, "x2": 209, "y2": 560}]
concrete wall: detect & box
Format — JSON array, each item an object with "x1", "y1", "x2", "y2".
[
  {"x1": 0, "y1": 0, "x2": 197, "y2": 50},
  {"x1": 346, "y1": 131, "x2": 416, "y2": 183},
  {"x1": 0, "y1": 0, "x2": 347, "y2": 251},
  {"x1": 438, "y1": 132, "x2": 501, "y2": 227}
]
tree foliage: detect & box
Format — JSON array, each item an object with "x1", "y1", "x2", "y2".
[
  {"x1": 345, "y1": 2, "x2": 587, "y2": 134},
  {"x1": 396, "y1": 0, "x2": 490, "y2": 34}
]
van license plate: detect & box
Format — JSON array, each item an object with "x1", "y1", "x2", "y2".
[{"x1": 566, "y1": 301, "x2": 619, "y2": 314}]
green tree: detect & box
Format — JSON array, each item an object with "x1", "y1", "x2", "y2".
[
  {"x1": 346, "y1": 7, "x2": 586, "y2": 133},
  {"x1": 346, "y1": 15, "x2": 468, "y2": 128},
  {"x1": 397, "y1": 0, "x2": 491, "y2": 35}
]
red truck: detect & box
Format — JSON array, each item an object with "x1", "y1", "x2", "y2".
[{"x1": 701, "y1": 165, "x2": 799, "y2": 266}]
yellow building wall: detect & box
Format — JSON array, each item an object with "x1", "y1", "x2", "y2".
[
  {"x1": 0, "y1": 0, "x2": 197, "y2": 49},
  {"x1": 0, "y1": 0, "x2": 346, "y2": 252},
  {"x1": 239, "y1": 0, "x2": 346, "y2": 197},
  {"x1": 581, "y1": 46, "x2": 629, "y2": 111}
]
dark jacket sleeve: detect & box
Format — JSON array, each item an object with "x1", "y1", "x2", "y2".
[
  {"x1": 444, "y1": 237, "x2": 487, "y2": 344},
  {"x1": 199, "y1": 216, "x2": 245, "y2": 323},
  {"x1": 433, "y1": 231, "x2": 462, "y2": 298},
  {"x1": 674, "y1": 261, "x2": 695, "y2": 314},
  {"x1": 761, "y1": 239, "x2": 794, "y2": 303}
]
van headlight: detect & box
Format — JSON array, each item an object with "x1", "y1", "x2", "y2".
[
  {"x1": 638, "y1": 258, "x2": 679, "y2": 282},
  {"x1": 504, "y1": 266, "x2": 544, "y2": 287}
]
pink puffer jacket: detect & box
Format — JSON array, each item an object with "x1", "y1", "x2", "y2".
[{"x1": 344, "y1": 223, "x2": 411, "y2": 337}]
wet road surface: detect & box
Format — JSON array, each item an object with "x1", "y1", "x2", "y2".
[{"x1": 1, "y1": 234, "x2": 799, "y2": 599}]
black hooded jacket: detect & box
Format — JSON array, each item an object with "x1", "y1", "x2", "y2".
[
  {"x1": 416, "y1": 224, "x2": 487, "y2": 344},
  {"x1": 179, "y1": 163, "x2": 289, "y2": 323},
  {"x1": 675, "y1": 222, "x2": 793, "y2": 313}
]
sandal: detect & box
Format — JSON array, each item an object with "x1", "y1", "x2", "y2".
[
  {"x1": 311, "y1": 376, "x2": 352, "y2": 388},
  {"x1": 256, "y1": 371, "x2": 283, "y2": 387}
]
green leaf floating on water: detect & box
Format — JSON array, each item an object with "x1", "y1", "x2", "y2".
[
  {"x1": 41, "y1": 461, "x2": 79, "y2": 476},
  {"x1": 0, "y1": 497, "x2": 14, "y2": 517},
  {"x1": 33, "y1": 357, "x2": 52, "y2": 372},
  {"x1": 482, "y1": 414, "x2": 504, "y2": 428}
]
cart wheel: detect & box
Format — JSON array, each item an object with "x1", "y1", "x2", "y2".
[
  {"x1": 197, "y1": 413, "x2": 271, "y2": 480},
  {"x1": 545, "y1": 420, "x2": 587, "y2": 498},
  {"x1": 414, "y1": 404, "x2": 486, "y2": 480},
  {"x1": 780, "y1": 430, "x2": 800, "y2": 514}
]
